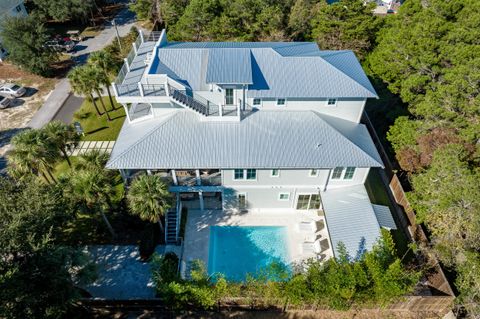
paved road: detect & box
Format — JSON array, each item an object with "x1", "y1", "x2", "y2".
[
  {"x1": 28, "y1": 3, "x2": 137, "y2": 129},
  {"x1": 52, "y1": 94, "x2": 84, "y2": 124}
]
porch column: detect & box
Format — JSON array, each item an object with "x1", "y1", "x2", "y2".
[
  {"x1": 242, "y1": 84, "x2": 246, "y2": 111},
  {"x1": 195, "y1": 169, "x2": 201, "y2": 186},
  {"x1": 324, "y1": 168, "x2": 332, "y2": 192},
  {"x1": 122, "y1": 103, "x2": 131, "y2": 123},
  {"x1": 199, "y1": 191, "x2": 204, "y2": 211},
  {"x1": 171, "y1": 169, "x2": 178, "y2": 185},
  {"x1": 147, "y1": 169, "x2": 152, "y2": 175},
  {"x1": 138, "y1": 83, "x2": 144, "y2": 97},
  {"x1": 219, "y1": 104, "x2": 223, "y2": 117},
  {"x1": 237, "y1": 99, "x2": 241, "y2": 117}
]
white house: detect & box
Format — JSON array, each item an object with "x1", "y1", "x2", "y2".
[
  {"x1": 107, "y1": 30, "x2": 397, "y2": 279},
  {"x1": 0, "y1": 0, "x2": 28, "y2": 61}
]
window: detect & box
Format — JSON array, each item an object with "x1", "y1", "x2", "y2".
[
  {"x1": 15, "y1": 5, "x2": 22, "y2": 12},
  {"x1": 344, "y1": 167, "x2": 355, "y2": 180},
  {"x1": 238, "y1": 193, "x2": 247, "y2": 209},
  {"x1": 246, "y1": 169, "x2": 257, "y2": 180},
  {"x1": 271, "y1": 169, "x2": 279, "y2": 177},
  {"x1": 296, "y1": 194, "x2": 321, "y2": 210},
  {"x1": 253, "y1": 98, "x2": 261, "y2": 106},
  {"x1": 331, "y1": 167, "x2": 344, "y2": 179},
  {"x1": 225, "y1": 88, "x2": 234, "y2": 105},
  {"x1": 309, "y1": 169, "x2": 318, "y2": 177},
  {"x1": 327, "y1": 98, "x2": 337, "y2": 106},
  {"x1": 233, "y1": 169, "x2": 256, "y2": 180},
  {"x1": 278, "y1": 193, "x2": 290, "y2": 201},
  {"x1": 234, "y1": 169, "x2": 244, "y2": 180},
  {"x1": 276, "y1": 98, "x2": 286, "y2": 106}
]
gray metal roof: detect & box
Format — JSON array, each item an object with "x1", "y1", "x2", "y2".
[
  {"x1": 372, "y1": 204, "x2": 397, "y2": 230},
  {"x1": 0, "y1": 0, "x2": 22, "y2": 14},
  {"x1": 322, "y1": 185, "x2": 382, "y2": 259},
  {"x1": 106, "y1": 110, "x2": 384, "y2": 170},
  {"x1": 206, "y1": 48, "x2": 252, "y2": 84},
  {"x1": 148, "y1": 38, "x2": 378, "y2": 99}
]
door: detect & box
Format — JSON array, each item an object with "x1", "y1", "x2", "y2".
[
  {"x1": 296, "y1": 194, "x2": 322, "y2": 210},
  {"x1": 225, "y1": 88, "x2": 234, "y2": 105}
]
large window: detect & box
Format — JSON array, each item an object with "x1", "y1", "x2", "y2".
[
  {"x1": 331, "y1": 167, "x2": 344, "y2": 179},
  {"x1": 276, "y1": 98, "x2": 286, "y2": 106},
  {"x1": 233, "y1": 169, "x2": 257, "y2": 180},
  {"x1": 296, "y1": 194, "x2": 321, "y2": 210},
  {"x1": 331, "y1": 167, "x2": 356, "y2": 180},
  {"x1": 225, "y1": 88, "x2": 234, "y2": 105},
  {"x1": 344, "y1": 167, "x2": 355, "y2": 180}
]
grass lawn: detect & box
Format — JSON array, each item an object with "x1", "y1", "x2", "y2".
[
  {"x1": 364, "y1": 168, "x2": 413, "y2": 262},
  {"x1": 73, "y1": 96, "x2": 126, "y2": 141}
]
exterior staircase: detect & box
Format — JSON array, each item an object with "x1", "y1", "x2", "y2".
[
  {"x1": 165, "y1": 209, "x2": 178, "y2": 244},
  {"x1": 170, "y1": 88, "x2": 209, "y2": 116}
]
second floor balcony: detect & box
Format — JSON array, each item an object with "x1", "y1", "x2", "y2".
[{"x1": 123, "y1": 169, "x2": 222, "y2": 187}]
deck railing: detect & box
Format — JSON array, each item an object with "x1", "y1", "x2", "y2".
[
  {"x1": 115, "y1": 62, "x2": 129, "y2": 85},
  {"x1": 116, "y1": 83, "x2": 167, "y2": 97}
]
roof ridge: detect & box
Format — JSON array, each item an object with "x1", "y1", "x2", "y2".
[
  {"x1": 106, "y1": 111, "x2": 182, "y2": 168},
  {"x1": 312, "y1": 112, "x2": 383, "y2": 167},
  {"x1": 318, "y1": 52, "x2": 378, "y2": 97}
]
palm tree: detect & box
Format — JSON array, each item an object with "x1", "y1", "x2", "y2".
[
  {"x1": 68, "y1": 66, "x2": 103, "y2": 116},
  {"x1": 43, "y1": 121, "x2": 80, "y2": 167},
  {"x1": 74, "y1": 149, "x2": 110, "y2": 171},
  {"x1": 88, "y1": 50, "x2": 117, "y2": 110},
  {"x1": 8, "y1": 129, "x2": 60, "y2": 183},
  {"x1": 127, "y1": 174, "x2": 172, "y2": 235},
  {"x1": 64, "y1": 168, "x2": 116, "y2": 237},
  {"x1": 85, "y1": 65, "x2": 112, "y2": 122}
]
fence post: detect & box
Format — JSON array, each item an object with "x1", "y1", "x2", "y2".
[{"x1": 124, "y1": 58, "x2": 130, "y2": 72}]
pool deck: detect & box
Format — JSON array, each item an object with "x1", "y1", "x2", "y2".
[{"x1": 181, "y1": 209, "x2": 334, "y2": 276}]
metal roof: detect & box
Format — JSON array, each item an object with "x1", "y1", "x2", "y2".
[
  {"x1": 322, "y1": 185, "x2": 382, "y2": 259},
  {"x1": 372, "y1": 204, "x2": 397, "y2": 230},
  {"x1": 148, "y1": 38, "x2": 378, "y2": 98},
  {"x1": 0, "y1": 0, "x2": 22, "y2": 14},
  {"x1": 106, "y1": 110, "x2": 384, "y2": 170},
  {"x1": 206, "y1": 48, "x2": 252, "y2": 84}
]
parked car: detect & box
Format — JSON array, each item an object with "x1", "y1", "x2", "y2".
[
  {"x1": 45, "y1": 39, "x2": 76, "y2": 52},
  {"x1": 0, "y1": 83, "x2": 26, "y2": 98},
  {"x1": 0, "y1": 95, "x2": 12, "y2": 109}
]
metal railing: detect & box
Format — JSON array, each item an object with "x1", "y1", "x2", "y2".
[
  {"x1": 145, "y1": 31, "x2": 163, "y2": 42},
  {"x1": 126, "y1": 47, "x2": 136, "y2": 65},
  {"x1": 170, "y1": 87, "x2": 209, "y2": 116},
  {"x1": 116, "y1": 83, "x2": 140, "y2": 96},
  {"x1": 143, "y1": 84, "x2": 166, "y2": 96},
  {"x1": 115, "y1": 62, "x2": 129, "y2": 84},
  {"x1": 116, "y1": 83, "x2": 167, "y2": 97}
]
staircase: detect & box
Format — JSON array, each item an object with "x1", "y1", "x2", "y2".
[
  {"x1": 165, "y1": 209, "x2": 178, "y2": 244},
  {"x1": 170, "y1": 87, "x2": 210, "y2": 116}
]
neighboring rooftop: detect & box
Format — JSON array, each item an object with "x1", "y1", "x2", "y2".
[
  {"x1": 106, "y1": 109, "x2": 383, "y2": 170},
  {"x1": 147, "y1": 35, "x2": 378, "y2": 99}
]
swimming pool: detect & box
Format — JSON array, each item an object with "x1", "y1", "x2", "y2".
[{"x1": 208, "y1": 226, "x2": 290, "y2": 281}]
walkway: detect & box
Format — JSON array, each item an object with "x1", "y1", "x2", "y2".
[
  {"x1": 69, "y1": 140, "x2": 115, "y2": 156},
  {"x1": 28, "y1": 2, "x2": 138, "y2": 129}
]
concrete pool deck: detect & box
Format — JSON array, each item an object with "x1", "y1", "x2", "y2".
[{"x1": 181, "y1": 209, "x2": 334, "y2": 276}]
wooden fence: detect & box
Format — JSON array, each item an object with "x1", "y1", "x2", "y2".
[{"x1": 362, "y1": 112, "x2": 455, "y2": 299}]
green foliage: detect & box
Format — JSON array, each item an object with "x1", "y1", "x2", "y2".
[
  {"x1": 0, "y1": 15, "x2": 58, "y2": 76},
  {"x1": 386, "y1": 116, "x2": 421, "y2": 154},
  {"x1": 32, "y1": 0, "x2": 94, "y2": 22},
  {"x1": 0, "y1": 177, "x2": 95, "y2": 318},
  {"x1": 129, "y1": 0, "x2": 154, "y2": 21},
  {"x1": 310, "y1": 0, "x2": 381, "y2": 59}
]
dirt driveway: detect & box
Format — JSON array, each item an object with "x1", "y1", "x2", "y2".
[{"x1": 0, "y1": 63, "x2": 58, "y2": 157}]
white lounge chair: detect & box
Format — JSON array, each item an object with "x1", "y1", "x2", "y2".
[
  {"x1": 302, "y1": 239, "x2": 321, "y2": 254},
  {"x1": 298, "y1": 221, "x2": 315, "y2": 232}
]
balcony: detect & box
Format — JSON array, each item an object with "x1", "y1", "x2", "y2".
[
  {"x1": 176, "y1": 170, "x2": 197, "y2": 186},
  {"x1": 200, "y1": 169, "x2": 221, "y2": 186}
]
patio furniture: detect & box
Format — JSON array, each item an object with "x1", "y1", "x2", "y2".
[{"x1": 298, "y1": 221, "x2": 315, "y2": 232}]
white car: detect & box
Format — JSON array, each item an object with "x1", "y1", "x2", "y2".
[
  {"x1": 0, "y1": 83, "x2": 26, "y2": 98},
  {"x1": 0, "y1": 95, "x2": 12, "y2": 109}
]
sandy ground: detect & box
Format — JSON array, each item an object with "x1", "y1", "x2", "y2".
[{"x1": 0, "y1": 63, "x2": 57, "y2": 157}]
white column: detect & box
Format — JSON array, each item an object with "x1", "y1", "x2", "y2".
[
  {"x1": 124, "y1": 58, "x2": 130, "y2": 72},
  {"x1": 199, "y1": 191, "x2": 204, "y2": 211},
  {"x1": 147, "y1": 169, "x2": 152, "y2": 175},
  {"x1": 195, "y1": 169, "x2": 201, "y2": 186},
  {"x1": 132, "y1": 42, "x2": 137, "y2": 54},
  {"x1": 237, "y1": 99, "x2": 241, "y2": 117},
  {"x1": 219, "y1": 104, "x2": 223, "y2": 117},
  {"x1": 138, "y1": 82, "x2": 144, "y2": 97},
  {"x1": 171, "y1": 169, "x2": 178, "y2": 185},
  {"x1": 111, "y1": 83, "x2": 118, "y2": 97},
  {"x1": 139, "y1": 29, "x2": 144, "y2": 43},
  {"x1": 324, "y1": 168, "x2": 332, "y2": 192},
  {"x1": 122, "y1": 103, "x2": 131, "y2": 123}
]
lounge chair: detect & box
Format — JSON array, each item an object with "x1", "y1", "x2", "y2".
[{"x1": 298, "y1": 221, "x2": 315, "y2": 232}]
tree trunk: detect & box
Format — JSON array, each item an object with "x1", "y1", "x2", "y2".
[
  {"x1": 158, "y1": 220, "x2": 165, "y2": 237},
  {"x1": 41, "y1": 171, "x2": 52, "y2": 184},
  {"x1": 45, "y1": 166, "x2": 57, "y2": 184},
  {"x1": 90, "y1": 93, "x2": 103, "y2": 115},
  {"x1": 61, "y1": 148, "x2": 72, "y2": 167},
  {"x1": 96, "y1": 90, "x2": 112, "y2": 121},
  {"x1": 106, "y1": 84, "x2": 116, "y2": 110},
  {"x1": 101, "y1": 211, "x2": 116, "y2": 238}
]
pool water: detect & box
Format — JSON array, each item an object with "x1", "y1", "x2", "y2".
[{"x1": 208, "y1": 226, "x2": 290, "y2": 281}]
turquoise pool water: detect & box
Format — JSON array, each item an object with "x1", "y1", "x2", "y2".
[{"x1": 208, "y1": 226, "x2": 290, "y2": 281}]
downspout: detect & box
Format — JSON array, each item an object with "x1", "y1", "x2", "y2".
[{"x1": 324, "y1": 168, "x2": 332, "y2": 192}]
